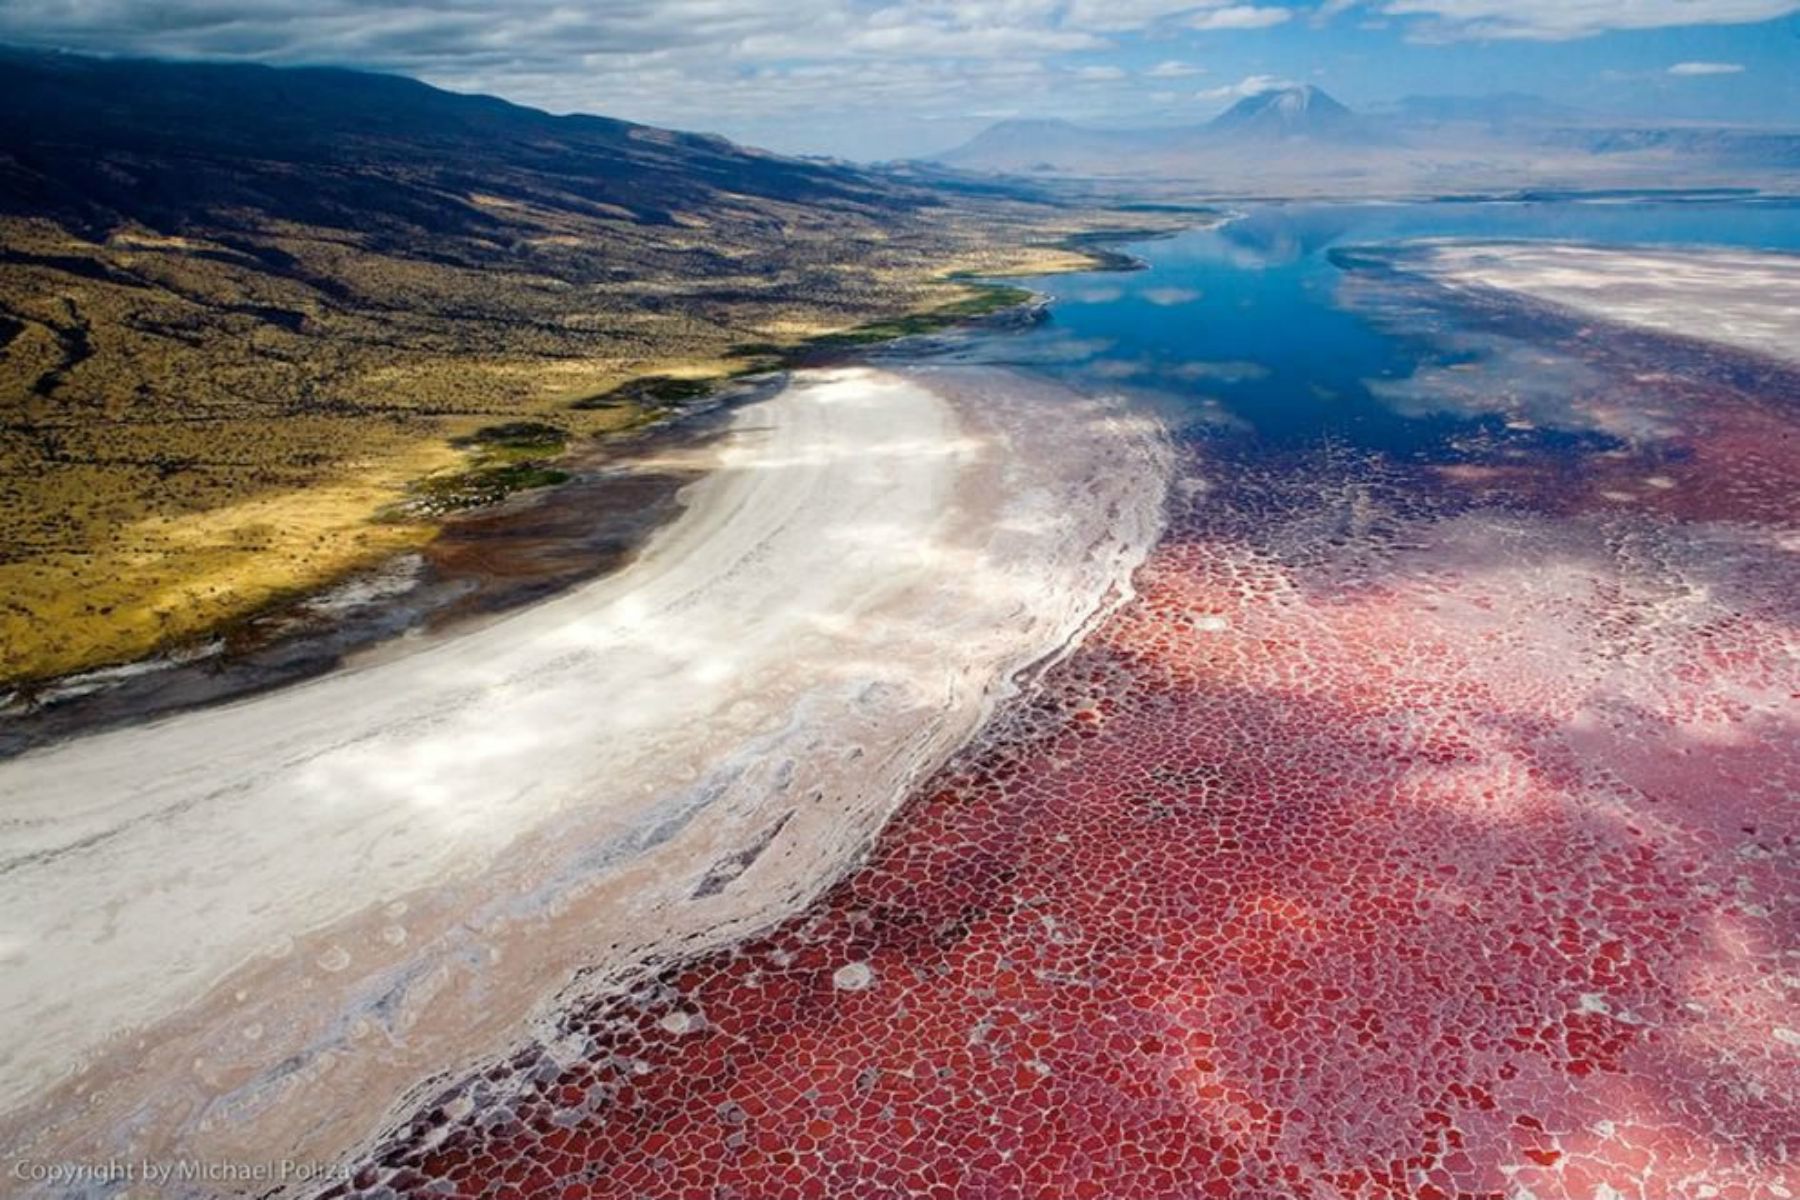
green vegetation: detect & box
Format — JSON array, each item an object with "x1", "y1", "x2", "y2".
[
  {"x1": 803, "y1": 284, "x2": 1037, "y2": 351},
  {"x1": 571, "y1": 376, "x2": 716, "y2": 411},
  {"x1": 413, "y1": 419, "x2": 575, "y2": 512},
  {"x1": 721, "y1": 283, "x2": 1039, "y2": 364},
  {"x1": 406, "y1": 463, "x2": 571, "y2": 514},
  {"x1": 449, "y1": 421, "x2": 570, "y2": 466},
  {"x1": 581, "y1": 282, "x2": 1045, "y2": 417},
  {"x1": 452, "y1": 421, "x2": 569, "y2": 451}
]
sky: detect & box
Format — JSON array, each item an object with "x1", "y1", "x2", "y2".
[{"x1": 2, "y1": 1, "x2": 1797, "y2": 158}]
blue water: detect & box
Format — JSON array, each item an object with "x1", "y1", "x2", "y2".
[{"x1": 952, "y1": 197, "x2": 1800, "y2": 462}]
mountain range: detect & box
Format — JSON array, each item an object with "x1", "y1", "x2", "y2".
[
  {"x1": 938, "y1": 86, "x2": 1373, "y2": 174},
  {"x1": 935, "y1": 84, "x2": 1800, "y2": 192},
  {"x1": 0, "y1": 47, "x2": 927, "y2": 240}
]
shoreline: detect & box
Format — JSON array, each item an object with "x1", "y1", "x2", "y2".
[
  {"x1": 0, "y1": 228, "x2": 1180, "y2": 758},
  {"x1": 0, "y1": 364, "x2": 1170, "y2": 1194},
  {"x1": 1373, "y1": 239, "x2": 1800, "y2": 368},
  {"x1": 303, "y1": 207, "x2": 1800, "y2": 1200},
  {"x1": 0, "y1": 376, "x2": 765, "y2": 758}
]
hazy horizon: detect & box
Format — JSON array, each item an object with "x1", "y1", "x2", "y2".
[{"x1": 2, "y1": 1, "x2": 1798, "y2": 160}]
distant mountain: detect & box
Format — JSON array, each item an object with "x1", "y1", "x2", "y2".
[
  {"x1": 936, "y1": 85, "x2": 1373, "y2": 175},
  {"x1": 941, "y1": 118, "x2": 1137, "y2": 173},
  {"x1": 1387, "y1": 92, "x2": 1577, "y2": 126},
  {"x1": 931, "y1": 82, "x2": 1800, "y2": 192},
  {"x1": 1533, "y1": 124, "x2": 1800, "y2": 169},
  {"x1": 1207, "y1": 85, "x2": 1368, "y2": 142},
  {"x1": 936, "y1": 118, "x2": 1190, "y2": 174}
]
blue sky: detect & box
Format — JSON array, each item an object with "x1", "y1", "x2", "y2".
[{"x1": 2, "y1": 1, "x2": 1796, "y2": 157}]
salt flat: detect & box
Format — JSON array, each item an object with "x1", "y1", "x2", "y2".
[
  {"x1": 0, "y1": 365, "x2": 1168, "y2": 1187},
  {"x1": 1408, "y1": 241, "x2": 1800, "y2": 366}
]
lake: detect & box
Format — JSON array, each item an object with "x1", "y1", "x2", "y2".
[
  {"x1": 968, "y1": 195, "x2": 1800, "y2": 455},
  {"x1": 338, "y1": 198, "x2": 1800, "y2": 1199}
]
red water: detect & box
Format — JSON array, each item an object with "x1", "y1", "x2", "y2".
[
  {"x1": 336, "y1": 430, "x2": 1796, "y2": 1199},
  {"x1": 330, "y1": 297, "x2": 1800, "y2": 1200}
]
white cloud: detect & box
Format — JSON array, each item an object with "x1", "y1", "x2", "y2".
[
  {"x1": 0, "y1": 0, "x2": 1296, "y2": 151},
  {"x1": 1061, "y1": 0, "x2": 1214, "y2": 31},
  {"x1": 1668, "y1": 59, "x2": 1748, "y2": 74},
  {"x1": 736, "y1": 4, "x2": 1104, "y2": 61},
  {"x1": 1198, "y1": 72, "x2": 1297, "y2": 99},
  {"x1": 8, "y1": 0, "x2": 1782, "y2": 159},
  {"x1": 1381, "y1": 0, "x2": 1800, "y2": 40},
  {"x1": 1188, "y1": 5, "x2": 1295, "y2": 29},
  {"x1": 0, "y1": 0, "x2": 1278, "y2": 68}
]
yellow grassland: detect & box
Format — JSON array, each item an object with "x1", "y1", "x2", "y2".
[{"x1": 0, "y1": 201, "x2": 1176, "y2": 685}]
